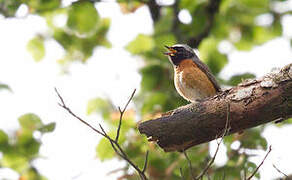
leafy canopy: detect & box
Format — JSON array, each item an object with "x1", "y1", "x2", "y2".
[{"x1": 1, "y1": 0, "x2": 292, "y2": 179}]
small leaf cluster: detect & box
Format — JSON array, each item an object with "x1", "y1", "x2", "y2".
[
  {"x1": 1, "y1": 0, "x2": 292, "y2": 179},
  {"x1": 0, "y1": 113, "x2": 55, "y2": 180},
  {"x1": 1, "y1": 0, "x2": 111, "y2": 63}
]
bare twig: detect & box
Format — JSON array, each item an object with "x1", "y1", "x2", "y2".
[
  {"x1": 55, "y1": 88, "x2": 148, "y2": 180},
  {"x1": 106, "y1": 167, "x2": 127, "y2": 176},
  {"x1": 242, "y1": 168, "x2": 247, "y2": 180},
  {"x1": 195, "y1": 103, "x2": 230, "y2": 180},
  {"x1": 273, "y1": 164, "x2": 288, "y2": 178},
  {"x1": 246, "y1": 145, "x2": 272, "y2": 180},
  {"x1": 180, "y1": 167, "x2": 185, "y2": 180},
  {"x1": 221, "y1": 171, "x2": 225, "y2": 180},
  {"x1": 116, "y1": 89, "x2": 136, "y2": 142},
  {"x1": 55, "y1": 88, "x2": 105, "y2": 137},
  {"x1": 183, "y1": 150, "x2": 195, "y2": 179},
  {"x1": 142, "y1": 151, "x2": 149, "y2": 173}
]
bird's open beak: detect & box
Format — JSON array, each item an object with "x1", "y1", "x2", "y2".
[{"x1": 164, "y1": 45, "x2": 177, "y2": 56}]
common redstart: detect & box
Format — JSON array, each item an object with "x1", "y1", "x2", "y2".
[{"x1": 164, "y1": 44, "x2": 221, "y2": 102}]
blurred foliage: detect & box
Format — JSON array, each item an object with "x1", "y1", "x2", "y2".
[
  {"x1": 27, "y1": 35, "x2": 45, "y2": 62},
  {"x1": 1, "y1": 0, "x2": 292, "y2": 179},
  {"x1": 223, "y1": 73, "x2": 256, "y2": 86},
  {"x1": 0, "y1": 0, "x2": 111, "y2": 63},
  {"x1": 0, "y1": 113, "x2": 55, "y2": 180},
  {"x1": 0, "y1": 82, "x2": 11, "y2": 92}
]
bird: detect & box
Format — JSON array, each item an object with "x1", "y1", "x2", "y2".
[{"x1": 164, "y1": 44, "x2": 221, "y2": 102}]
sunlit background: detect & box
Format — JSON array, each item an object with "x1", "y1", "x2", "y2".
[{"x1": 0, "y1": 0, "x2": 292, "y2": 179}]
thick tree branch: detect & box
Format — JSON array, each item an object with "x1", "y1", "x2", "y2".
[
  {"x1": 138, "y1": 63, "x2": 292, "y2": 152},
  {"x1": 171, "y1": 0, "x2": 181, "y2": 41},
  {"x1": 147, "y1": 0, "x2": 161, "y2": 23}
]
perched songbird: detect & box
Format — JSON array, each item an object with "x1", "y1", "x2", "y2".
[{"x1": 164, "y1": 44, "x2": 221, "y2": 102}]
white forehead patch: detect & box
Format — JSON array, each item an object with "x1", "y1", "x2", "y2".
[
  {"x1": 172, "y1": 44, "x2": 194, "y2": 53},
  {"x1": 172, "y1": 44, "x2": 185, "y2": 48}
]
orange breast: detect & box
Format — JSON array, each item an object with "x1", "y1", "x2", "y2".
[{"x1": 174, "y1": 59, "x2": 216, "y2": 102}]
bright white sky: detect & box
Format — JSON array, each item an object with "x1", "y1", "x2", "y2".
[{"x1": 0, "y1": 1, "x2": 292, "y2": 180}]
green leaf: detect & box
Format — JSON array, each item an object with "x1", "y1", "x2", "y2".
[
  {"x1": 0, "y1": 0, "x2": 22, "y2": 17},
  {"x1": 96, "y1": 137, "x2": 115, "y2": 161},
  {"x1": 17, "y1": 129, "x2": 41, "y2": 157},
  {"x1": 18, "y1": 113, "x2": 43, "y2": 131},
  {"x1": 190, "y1": 5, "x2": 208, "y2": 36},
  {"x1": 180, "y1": 0, "x2": 202, "y2": 13},
  {"x1": 0, "y1": 83, "x2": 11, "y2": 92},
  {"x1": 126, "y1": 34, "x2": 155, "y2": 54},
  {"x1": 140, "y1": 65, "x2": 164, "y2": 91},
  {"x1": 0, "y1": 130, "x2": 9, "y2": 152},
  {"x1": 238, "y1": 0, "x2": 269, "y2": 12},
  {"x1": 154, "y1": 8, "x2": 173, "y2": 35},
  {"x1": 87, "y1": 98, "x2": 112, "y2": 119},
  {"x1": 226, "y1": 73, "x2": 256, "y2": 86},
  {"x1": 235, "y1": 20, "x2": 282, "y2": 50},
  {"x1": 2, "y1": 153, "x2": 29, "y2": 173},
  {"x1": 214, "y1": 166, "x2": 241, "y2": 179},
  {"x1": 25, "y1": 0, "x2": 60, "y2": 13},
  {"x1": 67, "y1": 1, "x2": 99, "y2": 36},
  {"x1": 141, "y1": 92, "x2": 168, "y2": 115},
  {"x1": 199, "y1": 38, "x2": 228, "y2": 75},
  {"x1": 234, "y1": 38, "x2": 254, "y2": 51},
  {"x1": 20, "y1": 167, "x2": 43, "y2": 180},
  {"x1": 253, "y1": 22, "x2": 282, "y2": 44},
  {"x1": 240, "y1": 128, "x2": 267, "y2": 150},
  {"x1": 38, "y1": 122, "x2": 56, "y2": 133},
  {"x1": 220, "y1": 0, "x2": 234, "y2": 14},
  {"x1": 27, "y1": 36, "x2": 45, "y2": 62},
  {"x1": 154, "y1": 34, "x2": 176, "y2": 49},
  {"x1": 96, "y1": 18, "x2": 112, "y2": 48}
]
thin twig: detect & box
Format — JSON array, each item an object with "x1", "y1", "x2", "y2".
[
  {"x1": 183, "y1": 150, "x2": 195, "y2": 179},
  {"x1": 116, "y1": 89, "x2": 136, "y2": 142},
  {"x1": 273, "y1": 164, "x2": 288, "y2": 178},
  {"x1": 246, "y1": 145, "x2": 272, "y2": 180},
  {"x1": 55, "y1": 88, "x2": 148, "y2": 180},
  {"x1": 142, "y1": 151, "x2": 149, "y2": 173},
  {"x1": 195, "y1": 103, "x2": 231, "y2": 180},
  {"x1": 106, "y1": 167, "x2": 127, "y2": 176},
  {"x1": 207, "y1": 173, "x2": 211, "y2": 180},
  {"x1": 55, "y1": 88, "x2": 105, "y2": 137},
  {"x1": 242, "y1": 168, "x2": 247, "y2": 180},
  {"x1": 221, "y1": 171, "x2": 225, "y2": 180},
  {"x1": 180, "y1": 168, "x2": 185, "y2": 180}
]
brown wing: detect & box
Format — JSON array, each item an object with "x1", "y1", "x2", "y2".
[{"x1": 192, "y1": 57, "x2": 221, "y2": 92}]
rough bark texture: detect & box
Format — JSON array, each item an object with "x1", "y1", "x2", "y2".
[{"x1": 138, "y1": 63, "x2": 292, "y2": 152}]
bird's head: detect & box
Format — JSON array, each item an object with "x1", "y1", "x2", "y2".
[{"x1": 164, "y1": 44, "x2": 197, "y2": 66}]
